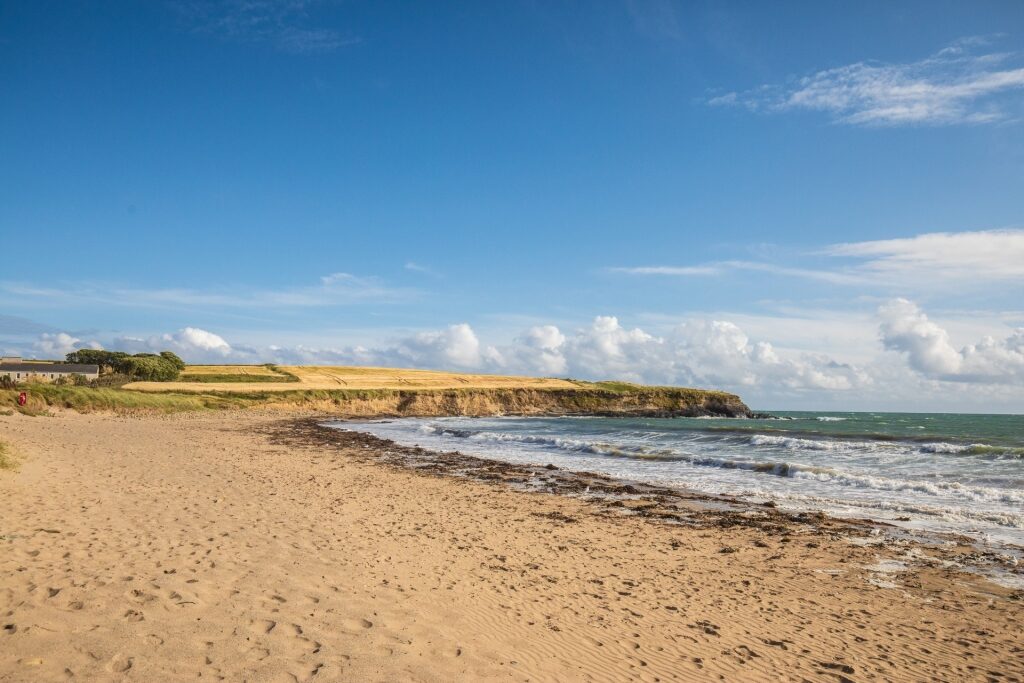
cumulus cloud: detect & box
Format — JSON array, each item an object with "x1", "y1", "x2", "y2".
[
  {"x1": 112, "y1": 327, "x2": 240, "y2": 363},
  {"x1": 390, "y1": 324, "x2": 502, "y2": 370},
  {"x1": 33, "y1": 333, "x2": 101, "y2": 357},
  {"x1": 496, "y1": 316, "x2": 866, "y2": 393},
  {"x1": 506, "y1": 325, "x2": 568, "y2": 376},
  {"x1": 879, "y1": 298, "x2": 1024, "y2": 383},
  {"x1": 40, "y1": 315, "x2": 859, "y2": 396},
  {"x1": 710, "y1": 38, "x2": 1024, "y2": 125}
]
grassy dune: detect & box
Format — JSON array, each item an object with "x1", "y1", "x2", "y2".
[
  {"x1": 1, "y1": 385, "x2": 253, "y2": 415},
  {"x1": 0, "y1": 440, "x2": 16, "y2": 470}
]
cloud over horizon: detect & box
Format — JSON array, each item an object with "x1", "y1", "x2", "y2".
[
  {"x1": 15, "y1": 296, "x2": 1024, "y2": 408},
  {"x1": 879, "y1": 298, "x2": 1024, "y2": 384}
]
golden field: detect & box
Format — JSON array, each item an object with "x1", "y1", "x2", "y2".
[
  {"x1": 125, "y1": 365, "x2": 581, "y2": 393},
  {"x1": 179, "y1": 364, "x2": 282, "y2": 377}
]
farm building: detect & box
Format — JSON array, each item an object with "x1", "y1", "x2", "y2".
[{"x1": 0, "y1": 357, "x2": 99, "y2": 383}]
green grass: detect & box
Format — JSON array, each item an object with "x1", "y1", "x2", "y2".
[
  {"x1": 0, "y1": 380, "x2": 743, "y2": 416},
  {"x1": 1, "y1": 385, "x2": 254, "y2": 414}
]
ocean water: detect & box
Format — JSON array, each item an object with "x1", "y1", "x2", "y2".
[{"x1": 334, "y1": 412, "x2": 1024, "y2": 548}]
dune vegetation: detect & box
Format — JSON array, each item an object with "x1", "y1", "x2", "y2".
[
  {"x1": 1, "y1": 366, "x2": 751, "y2": 418},
  {"x1": 0, "y1": 440, "x2": 18, "y2": 471}
]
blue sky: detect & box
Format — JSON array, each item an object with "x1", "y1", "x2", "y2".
[{"x1": 2, "y1": 1, "x2": 1024, "y2": 411}]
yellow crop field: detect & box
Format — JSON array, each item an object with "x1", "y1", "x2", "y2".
[
  {"x1": 124, "y1": 365, "x2": 579, "y2": 393},
  {"x1": 179, "y1": 365, "x2": 280, "y2": 377}
]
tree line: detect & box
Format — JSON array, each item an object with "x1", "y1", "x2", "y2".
[{"x1": 65, "y1": 349, "x2": 186, "y2": 381}]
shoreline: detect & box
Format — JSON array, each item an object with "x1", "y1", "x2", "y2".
[
  {"x1": 2, "y1": 410, "x2": 1022, "y2": 681},
  {"x1": 292, "y1": 417, "x2": 1024, "y2": 589}
]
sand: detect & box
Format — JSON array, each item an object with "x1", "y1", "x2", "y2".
[{"x1": 1, "y1": 411, "x2": 1021, "y2": 682}]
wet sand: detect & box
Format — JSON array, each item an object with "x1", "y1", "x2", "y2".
[{"x1": 1, "y1": 411, "x2": 1022, "y2": 681}]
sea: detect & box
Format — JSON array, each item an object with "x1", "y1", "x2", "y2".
[{"x1": 333, "y1": 412, "x2": 1024, "y2": 549}]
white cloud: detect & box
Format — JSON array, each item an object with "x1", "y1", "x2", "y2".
[
  {"x1": 390, "y1": 323, "x2": 502, "y2": 370},
  {"x1": 711, "y1": 38, "x2": 1024, "y2": 125},
  {"x1": 827, "y1": 229, "x2": 1024, "y2": 282},
  {"x1": 611, "y1": 229, "x2": 1024, "y2": 291},
  {"x1": 67, "y1": 316, "x2": 863, "y2": 396},
  {"x1": 165, "y1": 327, "x2": 234, "y2": 355},
  {"x1": 0, "y1": 273, "x2": 415, "y2": 312},
  {"x1": 33, "y1": 333, "x2": 101, "y2": 358},
  {"x1": 504, "y1": 325, "x2": 568, "y2": 375},
  {"x1": 609, "y1": 266, "x2": 720, "y2": 276},
  {"x1": 112, "y1": 327, "x2": 239, "y2": 363},
  {"x1": 177, "y1": 0, "x2": 359, "y2": 54},
  {"x1": 879, "y1": 298, "x2": 1024, "y2": 383},
  {"x1": 18, "y1": 304, "x2": 1023, "y2": 408},
  {"x1": 404, "y1": 262, "x2": 441, "y2": 277},
  {"x1": 488, "y1": 316, "x2": 866, "y2": 393}
]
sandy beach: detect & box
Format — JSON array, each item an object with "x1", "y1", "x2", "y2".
[{"x1": 1, "y1": 411, "x2": 1022, "y2": 682}]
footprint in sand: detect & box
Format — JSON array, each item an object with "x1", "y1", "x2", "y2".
[
  {"x1": 250, "y1": 619, "x2": 277, "y2": 634},
  {"x1": 106, "y1": 653, "x2": 133, "y2": 673},
  {"x1": 244, "y1": 646, "x2": 271, "y2": 661}
]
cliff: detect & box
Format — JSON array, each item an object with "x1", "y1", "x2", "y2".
[
  {"x1": 252, "y1": 386, "x2": 755, "y2": 418},
  {"x1": 4, "y1": 384, "x2": 756, "y2": 418}
]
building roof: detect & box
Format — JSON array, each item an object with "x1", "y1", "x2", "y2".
[{"x1": 0, "y1": 363, "x2": 99, "y2": 373}]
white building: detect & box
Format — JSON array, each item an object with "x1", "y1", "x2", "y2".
[{"x1": 0, "y1": 357, "x2": 100, "y2": 383}]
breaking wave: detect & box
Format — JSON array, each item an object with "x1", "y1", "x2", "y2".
[{"x1": 416, "y1": 424, "x2": 1024, "y2": 506}]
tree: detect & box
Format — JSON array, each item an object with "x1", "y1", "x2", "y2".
[
  {"x1": 119, "y1": 355, "x2": 180, "y2": 381},
  {"x1": 65, "y1": 349, "x2": 129, "y2": 373},
  {"x1": 65, "y1": 349, "x2": 183, "y2": 381},
  {"x1": 159, "y1": 351, "x2": 186, "y2": 371}
]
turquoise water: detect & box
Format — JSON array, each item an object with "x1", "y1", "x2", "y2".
[{"x1": 337, "y1": 412, "x2": 1024, "y2": 548}]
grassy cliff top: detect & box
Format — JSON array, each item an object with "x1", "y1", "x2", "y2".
[
  {"x1": 124, "y1": 365, "x2": 735, "y2": 397},
  {"x1": 1, "y1": 364, "x2": 746, "y2": 417}
]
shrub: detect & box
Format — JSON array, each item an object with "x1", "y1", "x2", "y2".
[
  {"x1": 55, "y1": 373, "x2": 90, "y2": 386},
  {"x1": 119, "y1": 355, "x2": 180, "y2": 381}
]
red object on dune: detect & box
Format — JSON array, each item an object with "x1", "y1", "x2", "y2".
[{"x1": 17, "y1": 392, "x2": 27, "y2": 406}]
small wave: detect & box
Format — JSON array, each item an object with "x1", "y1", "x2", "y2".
[
  {"x1": 749, "y1": 434, "x2": 1024, "y2": 459},
  {"x1": 815, "y1": 416, "x2": 848, "y2": 422},
  {"x1": 418, "y1": 424, "x2": 679, "y2": 460},
  {"x1": 749, "y1": 434, "x2": 863, "y2": 452},
  {"x1": 920, "y1": 442, "x2": 978, "y2": 454},
  {"x1": 419, "y1": 424, "x2": 1022, "y2": 505},
  {"x1": 790, "y1": 468, "x2": 1024, "y2": 505},
  {"x1": 755, "y1": 491, "x2": 1024, "y2": 530},
  {"x1": 920, "y1": 442, "x2": 1024, "y2": 459}
]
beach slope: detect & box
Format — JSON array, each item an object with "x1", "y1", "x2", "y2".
[{"x1": 1, "y1": 412, "x2": 1021, "y2": 681}]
